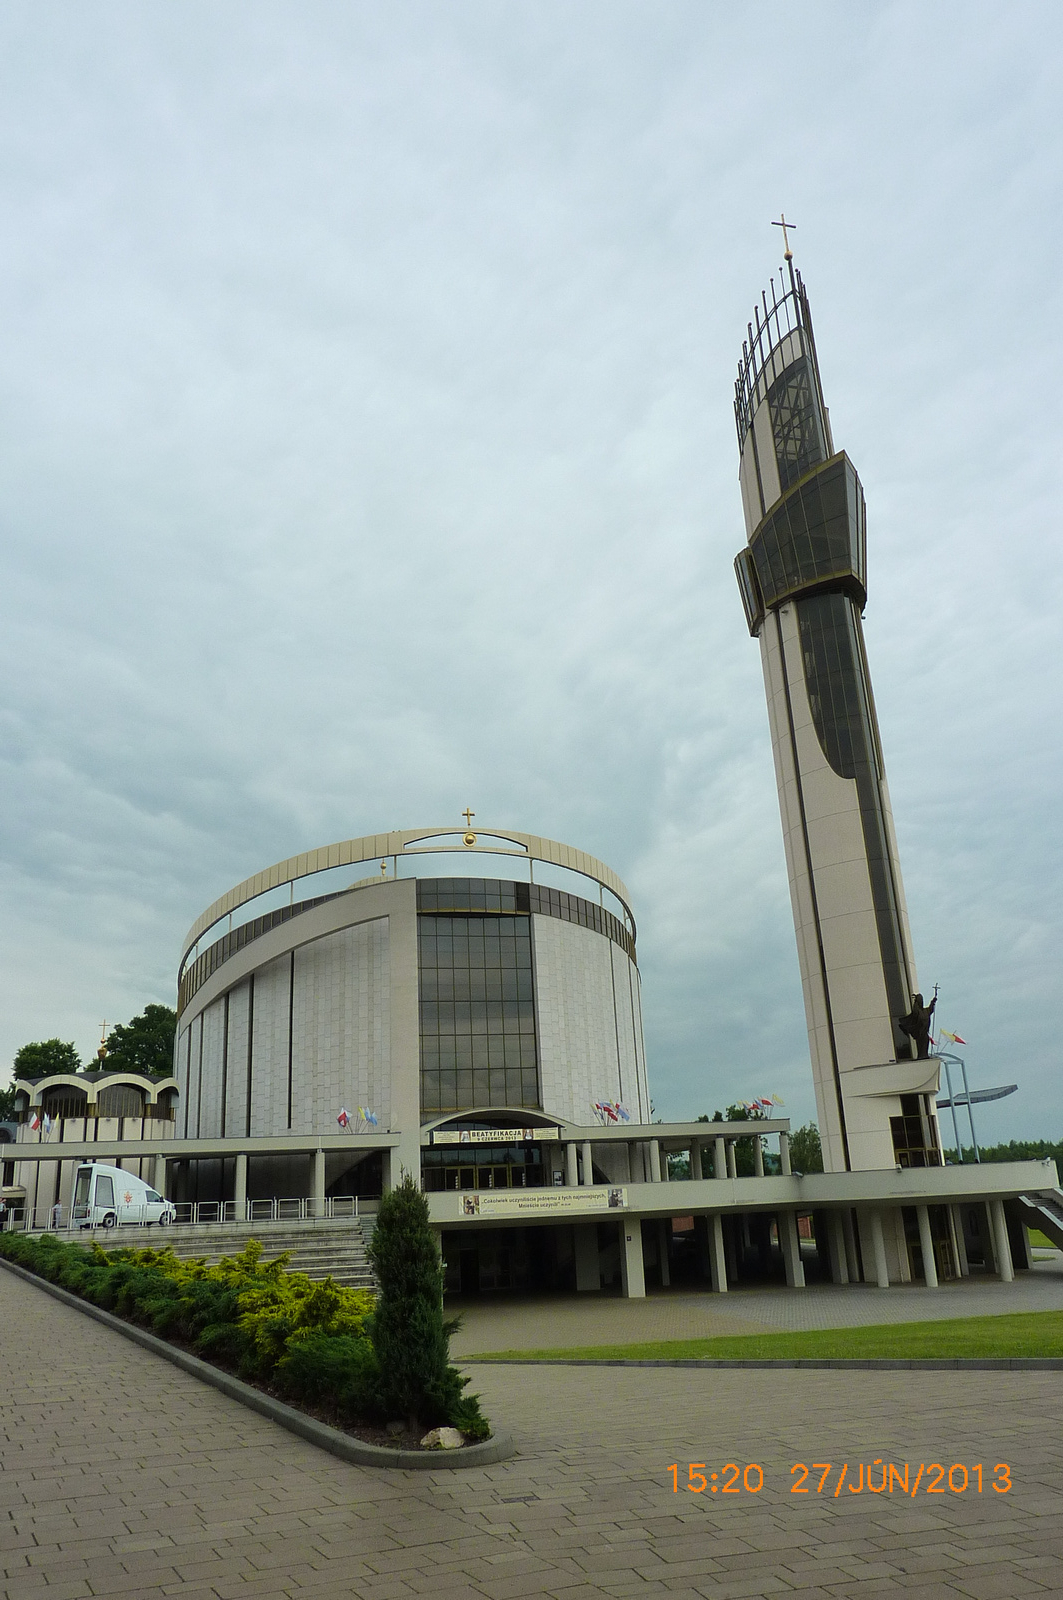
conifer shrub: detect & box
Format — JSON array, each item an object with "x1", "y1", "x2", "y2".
[
  {"x1": 275, "y1": 1330, "x2": 379, "y2": 1414},
  {"x1": 368, "y1": 1173, "x2": 490, "y2": 1438},
  {"x1": 0, "y1": 1202, "x2": 490, "y2": 1442}
]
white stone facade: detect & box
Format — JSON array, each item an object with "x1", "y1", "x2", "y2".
[
  {"x1": 532, "y1": 915, "x2": 649, "y2": 1126},
  {"x1": 174, "y1": 832, "x2": 646, "y2": 1168}
]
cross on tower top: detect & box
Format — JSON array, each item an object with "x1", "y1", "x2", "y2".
[
  {"x1": 462, "y1": 808, "x2": 475, "y2": 828},
  {"x1": 772, "y1": 212, "x2": 796, "y2": 259}
]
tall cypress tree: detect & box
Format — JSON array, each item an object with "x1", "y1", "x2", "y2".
[{"x1": 367, "y1": 1173, "x2": 487, "y2": 1436}]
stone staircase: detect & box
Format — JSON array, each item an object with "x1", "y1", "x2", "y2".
[
  {"x1": 138, "y1": 1217, "x2": 377, "y2": 1290},
  {"x1": 1018, "y1": 1190, "x2": 1063, "y2": 1252}
]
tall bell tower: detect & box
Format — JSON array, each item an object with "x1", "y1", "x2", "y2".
[{"x1": 733, "y1": 251, "x2": 942, "y2": 1173}]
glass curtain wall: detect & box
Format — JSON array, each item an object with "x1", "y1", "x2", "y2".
[{"x1": 418, "y1": 881, "x2": 540, "y2": 1114}]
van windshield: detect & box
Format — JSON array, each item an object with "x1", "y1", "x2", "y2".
[{"x1": 73, "y1": 1170, "x2": 91, "y2": 1209}]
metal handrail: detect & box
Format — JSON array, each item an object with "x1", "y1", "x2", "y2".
[{"x1": 1, "y1": 1194, "x2": 362, "y2": 1234}]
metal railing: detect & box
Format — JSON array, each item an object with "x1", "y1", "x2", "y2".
[{"x1": 2, "y1": 1195, "x2": 363, "y2": 1234}]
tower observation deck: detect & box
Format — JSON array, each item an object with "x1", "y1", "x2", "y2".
[{"x1": 733, "y1": 262, "x2": 942, "y2": 1174}]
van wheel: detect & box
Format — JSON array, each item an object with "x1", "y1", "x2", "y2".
[
  {"x1": 102, "y1": 1213, "x2": 117, "y2": 1229},
  {"x1": 159, "y1": 1213, "x2": 172, "y2": 1227}
]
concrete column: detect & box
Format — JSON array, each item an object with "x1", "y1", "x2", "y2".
[
  {"x1": 648, "y1": 1140, "x2": 661, "y2": 1183},
  {"x1": 842, "y1": 1208, "x2": 860, "y2": 1282},
  {"x1": 620, "y1": 1220, "x2": 646, "y2": 1298},
  {"x1": 151, "y1": 1154, "x2": 168, "y2": 1197},
  {"x1": 752, "y1": 1135, "x2": 764, "y2": 1178},
  {"x1": 565, "y1": 1143, "x2": 578, "y2": 1187},
  {"x1": 780, "y1": 1211, "x2": 806, "y2": 1288},
  {"x1": 726, "y1": 1141, "x2": 737, "y2": 1179},
  {"x1": 950, "y1": 1206, "x2": 970, "y2": 1276},
  {"x1": 713, "y1": 1137, "x2": 726, "y2": 1179},
  {"x1": 234, "y1": 1151, "x2": 247, "y2": 1219},
  {"x1": 708, "y1": 1213, "x2": 728, "y2": 1293},
  {"x1": 990, "y1": 1199, "x2": 1014, "y2": 1282},
  {"x1": 723, "y1": 1217, "x2": 738, "y2": 1283},
  {"x1": 779, "y1": 1132, "x2": 791, "y2": 1175},
  {"x1": 828, "y1": 1211, "x2": 849, "y2": 1285},
  {"x1": 916, "y1": 1205, "x2": 938, "y2": 1288},
  {"x1": 690, "y1": 1139, "x2": 702, "y2": 1181},
  {"x1": 869, "y1": 1210, "x2": 890, "y2": 1288},
  {"x1": 574, "y1": 1223, "x2": 600, "y2": 1292},
  {"x1": 581, "y1": 1140, "x2": 594, "y2": 1186},
  {"x1": 657, "y1": 1219, "x2": 671, "y2": 1286},
  {"x1": 311, "y1": 1149, "x2": 326, "y2": 1218},
  {"x1": 980, "y1": 1202, "x2": 997, "y2": 1273}
]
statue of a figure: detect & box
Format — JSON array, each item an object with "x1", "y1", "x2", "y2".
[{"x1": 897, "y1": 992, "x2": 936, "y2": 1059}]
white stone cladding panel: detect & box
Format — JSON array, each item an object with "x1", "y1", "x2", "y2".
[
  {"x1": 629, "y1": 962, "x2": 650, "y2": 1123},
  {"x1": 175, "y1": 1026, "x2": 191, "y2": 1137},
  {"x1": 249, "y1": 955, "x2": 292, "y2": 1135},
  {"x1": 752, "y1": 403, "x2": 781, "y2": 510},
  {"x1": 610, "y1": 941, "x2": 650, "y2": 1122},
  {"x1": 880, "y1": 774, "x2": 919, "y2": 993},
  {"x1": 224, "y1": 981, "x2": 251, "y2": 1138},
  {"x1": 533, "y1": 915, "x2": 645, "y2": 1126},
  {"x1": 760, "y1": 613, "x2": 848, "y2": 1168},
  {"x1": 197, "y1": 998, "x2": 226, "y2": 1139},
  {"x1": 289, "y1": 919, "x2": 390, "y2": 1137},
  {"x1": 176, "y1": 1023, "x2": 191, "y2": 1139},
  {"x1": 181, "y1": 1015, "x2": 203, "y2": 1140}
]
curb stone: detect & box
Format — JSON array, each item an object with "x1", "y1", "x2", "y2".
[
  {"x1": 464, "y1": 1354, "x2": 1063, "y2": 1370},
  {"x1": 0, "y1": 1255, "x2": 515, "y2": 1470}
]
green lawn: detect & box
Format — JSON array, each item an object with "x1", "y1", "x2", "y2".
[
  {"x1": 469, "y1": 1309, "x2": 1063, "y2": 1363},
  {"x1": 1028, "y1": 1229, "x2": 1059, "y2": 1250}
]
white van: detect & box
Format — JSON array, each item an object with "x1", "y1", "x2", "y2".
[{"x1": 71, "y1": 1163, "x2": 177, "y2": 1229}]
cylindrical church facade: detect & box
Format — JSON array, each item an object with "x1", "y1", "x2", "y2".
[{"x1": 176, "y1": 828, "x2": 648, "y2": 1195}]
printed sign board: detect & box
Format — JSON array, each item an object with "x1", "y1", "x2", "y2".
[
  {"x1": 431, "y1": 1128, "x2": 561, "y2": 1145},
  {"x1": 456, "y1": 1186, "x2": 627, "y2": 1218}
]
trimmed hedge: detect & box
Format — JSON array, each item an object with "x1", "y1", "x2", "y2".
[{"x1": 0, "y1": 1229, "x2": 489, "y2": 1439}]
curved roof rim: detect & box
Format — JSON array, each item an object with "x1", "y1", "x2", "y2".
[
  {"x1": 402, "y1": 830, "x2": 530, "y2": 853},
  {"x1": 181, "y1": 826, "x2": 634, "y2": 962}
]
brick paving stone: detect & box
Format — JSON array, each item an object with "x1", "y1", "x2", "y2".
[{"x1": 4, "y1": 1269, "x2": 1063, "y2": 1599}]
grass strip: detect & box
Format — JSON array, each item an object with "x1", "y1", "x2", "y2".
[{"x1": 469, "y1": 1309, "x2": 1063, "y2": 1363}]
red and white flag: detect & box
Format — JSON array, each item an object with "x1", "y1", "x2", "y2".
[
  {"x1": 336, "y1": 1108, "x2": 351, "y2": 1129},
  {"x1": 29, "y1": 1112, "x2": 41, "y2": 1132}
]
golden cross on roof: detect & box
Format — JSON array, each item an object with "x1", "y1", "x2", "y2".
[
  {"x1": 772, "y1": 212, "x2": 796, "y2": 259},
  {"x1": 462, "y1": 808, "x2": 475, "y2": 828}
]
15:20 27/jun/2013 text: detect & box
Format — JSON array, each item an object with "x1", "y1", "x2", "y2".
[{"x1": 667, "y1": 1463, "x2": 1012, "y2": 1496}]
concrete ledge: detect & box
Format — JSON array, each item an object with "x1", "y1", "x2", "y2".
[
  {"x1": 0, "y1": 1257, "x2": 515, "y2": 1470},
  {"x1": 466, "y1": 1355, "x2": 1063, "y2": 1371}
]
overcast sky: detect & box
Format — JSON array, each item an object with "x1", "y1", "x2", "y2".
[{"x1": 1, "y1": 1, "x2": 1060, "y2": 1141}]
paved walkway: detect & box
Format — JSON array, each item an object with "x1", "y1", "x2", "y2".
[
  {"x1": 449, "y1": 1257, "x2": 1063, "y2": 1355},
  {"x1": 3, "y1": 1265, "x2": 1063, "y2": 1599}
]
